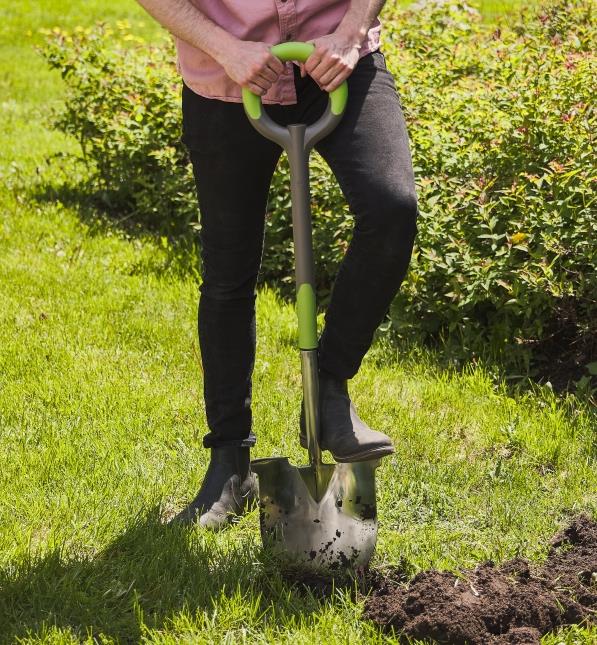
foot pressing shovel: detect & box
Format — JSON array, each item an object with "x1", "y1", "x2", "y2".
[{"x1": 242, "y1": 42, "x2": 380, "y2": 570}]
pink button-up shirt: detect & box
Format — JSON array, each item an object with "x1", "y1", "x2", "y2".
[{"x1": 175, "y1": 0, "x2": 381, "y2": 105}]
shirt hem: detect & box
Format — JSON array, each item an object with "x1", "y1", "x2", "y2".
[{"x1": 181, "y1": 45, "x2": 381, "y2": 106}]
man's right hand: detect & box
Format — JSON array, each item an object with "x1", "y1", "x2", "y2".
[{"x1": 217, "y1": 41, "x2": 284, "y2": 96}]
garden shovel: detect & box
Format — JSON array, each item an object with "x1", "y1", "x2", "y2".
[{"x1": 242, "y1": 42, "x2": 379, "y2": 569}]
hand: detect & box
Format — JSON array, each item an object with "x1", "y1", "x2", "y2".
[
  {"x1": 302, "y1": 33, "x2": 361, "y2": 92},
  {"x1": 218, "y1": 40, "x2": 285, "y2": 95}
]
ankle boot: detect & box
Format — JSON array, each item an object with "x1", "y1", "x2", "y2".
[
  {"x1": 171, "y1": 446, "x2": 258, "y2": 529},
  {"x1": 300, "y1": 372, "x2": 394, "y2": 463}
]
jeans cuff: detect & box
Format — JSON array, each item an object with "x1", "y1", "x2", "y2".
[
  {"x1": 317, "y1": 335, "x2": 358, "y2": 381},
  {"x1": 202, "y1": 432, "x2": 257, "y2": 449}
]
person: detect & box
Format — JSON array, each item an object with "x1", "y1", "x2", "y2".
[{"x1": 135, "y1": 0, "x2": 418, "y2": 529}]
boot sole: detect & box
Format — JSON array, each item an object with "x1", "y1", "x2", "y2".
[{"x1": 299, "y1": 435, "x2": 395, "y2": 463}]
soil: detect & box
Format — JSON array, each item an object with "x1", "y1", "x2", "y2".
[
  {"x1": 530, "y1": 307, "x2": 596, "y2": 392},
  {"x1": 362, "y1": 515, "x2": 597, "y2": 644}
]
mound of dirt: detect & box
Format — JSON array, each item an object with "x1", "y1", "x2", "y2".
[{"x1": 363, "y1": 515, "x2": 597, "y2": 644}]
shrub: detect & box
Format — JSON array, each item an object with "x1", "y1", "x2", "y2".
[
  {"x1": 383, "y1": 0, "x2": 596, "y2": 370},
  {"x1": 41, "y1": 0, "x2": 596, "y2": 374},
  {"x1": 41, "y1": 24, "x2": 197, "y2": 228}
]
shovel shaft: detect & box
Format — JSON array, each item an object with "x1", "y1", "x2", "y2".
[
  {"x1": 288, "y1": 125, "x2": 316, "y2": 350},
  {"x1": 300, "y1": 349, "x2": 321, "y2": 467},
  {"x1": 241, "y1": 53, "x2": 347, "y2": 475},
  {"x1": 287, "y1": 125, "x2": 323, "y2": 470}
]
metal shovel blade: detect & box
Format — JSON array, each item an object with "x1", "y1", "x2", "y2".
[{"x1": 251, "y1": 456, "x2": 379, "y2": 569}]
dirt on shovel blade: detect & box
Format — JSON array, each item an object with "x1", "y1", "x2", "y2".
[{"x1": 363, "y1": 515, "x2": 597, "y2": 644}]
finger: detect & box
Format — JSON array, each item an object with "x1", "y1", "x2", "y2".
[
  {"x1": 256, "y1": 75, "x2": 274, "y2": 92},
  {"x1": 266, "y1": 54, "x2": 285, "y2": 75},
  {"x1": 259, "y1": 66, "x2": 278, "y2": 83},
  {"x1": 322, "y1": 69, "x2": 350, "y2": 92},
  {"x1": 247, "y1": 80, "x2": 268, "y2": 95},
  {"x1": 309, "y1": 56, "x2": 337, "y2": 84},
  {"x1": 300, "y1": 63, "x2": 306, "y2": 78},
  {"x1": 265, "y1": 63, "x2": 282, "y2": 82},
  {"x1": 304, "y1": 46, "x2": 324, "y2": 74},
  {"x1": 318, "y1": 61, "x2": 346, "y2": 87},
  {"x1": 248, "y1": 71, "x2": 270, "y2": 90}
]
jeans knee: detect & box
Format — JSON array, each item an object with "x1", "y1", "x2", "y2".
[
  {"x1": 200, "y1": 273, "x2": 258, "y2": 302},
  {"x1": 361, "y1": 188, "x2": 418, "y2": 253}
]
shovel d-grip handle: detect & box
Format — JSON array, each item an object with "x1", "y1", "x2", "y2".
[
  {"x1": 242, "y1": 43, "x2": 348, "y2": 473},
  {"x1": 241, "y1": 42, "x2": 348, "y2": 151}
]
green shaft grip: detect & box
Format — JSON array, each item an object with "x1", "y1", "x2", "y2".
[{"x1": 296, "y1": 283, "x2": 318, "y2": 349}]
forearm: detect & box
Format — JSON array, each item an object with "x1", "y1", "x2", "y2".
[
  {"x1": 136, "y1": 0, "x2": 285, "y2": 95},
  {"x1": 336, "y1": 0, "x2": 387, "y2": 45},
  {"x1": 135, "y1": 0, "x2": 236, "y2": 64}
]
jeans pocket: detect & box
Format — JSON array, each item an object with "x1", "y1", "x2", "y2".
[
  {"x1": 375, "y1": 50, "x2": 388, "y2": 70},
  {"x1": 374, "y1": 50, "x2": 404, "y2": 107}
]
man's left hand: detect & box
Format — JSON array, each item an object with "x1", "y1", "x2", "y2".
[{"x1": 302, "y1": 33, "x2": 361, "y2": 92}]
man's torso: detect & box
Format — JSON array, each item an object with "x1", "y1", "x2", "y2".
[{"x1": 176, "y1": 0, "x2": 381, "y2": 105}]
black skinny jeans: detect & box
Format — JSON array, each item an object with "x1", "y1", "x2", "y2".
[{"x1": 181, "y1": 51, "x2": 418, "y2": 449}]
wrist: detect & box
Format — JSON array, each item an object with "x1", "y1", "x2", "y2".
[
  {"x1": 334, "y1": 21, "x2": 367, "y2": 48},
  {"x1": 204, "y1": 30, "x2": 240, "y2": 66}
]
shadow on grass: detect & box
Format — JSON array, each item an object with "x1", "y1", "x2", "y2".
[
  {"x1": 28, "y1": 167, "x2": 203, "y2": 282},
  {"x1": 0, "y1": 507, "x2": 352, "y2": 642}
]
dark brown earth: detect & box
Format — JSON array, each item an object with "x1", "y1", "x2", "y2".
[
  {"x1": 531, "y1": 306, "x2": 596, "y2": 393},
  {"x1": 362, "y1": 515, "x2": 597, "y2": 644}
]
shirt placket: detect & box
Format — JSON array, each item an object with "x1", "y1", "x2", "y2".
[{"x1": 274, "y1": 0, "x2": 299, "y2": 103}]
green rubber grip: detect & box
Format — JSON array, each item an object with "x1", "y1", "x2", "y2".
[
  {"x1": 272, "y1": 41, "x2": 315, "y2": 62},
  {"x1": 296, "y1": 283, "x2": 318, "y2": 349},
  {"x1": 241, "y1": 41, "x2": 348, "y2": 120}
]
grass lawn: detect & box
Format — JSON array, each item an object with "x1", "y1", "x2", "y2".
[{"x1": 0, "y1": 0, "x2": 594, "y2": 643}]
